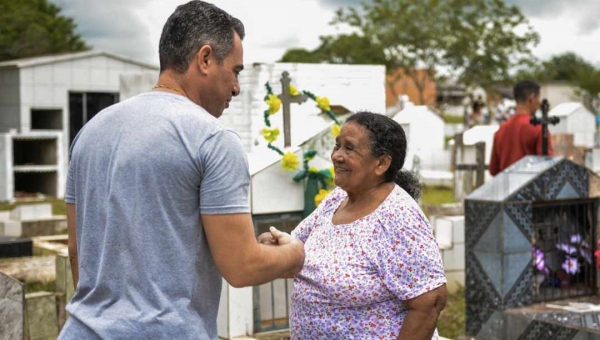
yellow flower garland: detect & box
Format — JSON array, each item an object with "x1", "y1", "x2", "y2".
[
  {"x1": 261, "y1": 127, "x2": 280, "y2": 143},
  {"x1": 281, "y1": 152, "x2": 300, "y2": 171},
  {"x1": 316, "y1": 96, "x2": 331, "y2": 112},
  {"x1": 289, "y1": 85, "x2": 300, "y2": 97},
  {"x1": 331, "y1": 124, "x2": 341, "y2": 138},
  {"x1": 314, "y1": 188, "x2": 332, "y2": 206},
  {"x1": 265, "y1": 94, "x2": 281, "y2": 115}
]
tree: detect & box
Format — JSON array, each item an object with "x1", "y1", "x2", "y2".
[
  {"x1": 280, "y1": 0, "x2": 539, "y2": 105},
  {"x1": 280, "y1": 33, "x2": 387, "y2": 66},
  {"x1": 515, "y1": 52, "x2": 600, "y2": 114},
  {"x1": 0, "y1": 0, "x2": 89, "y2": 61}
]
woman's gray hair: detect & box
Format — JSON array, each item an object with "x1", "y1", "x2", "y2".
[{"x1": 159, "y1": 1, "x2": 245, "y2": 74}]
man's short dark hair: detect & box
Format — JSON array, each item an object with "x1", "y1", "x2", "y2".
[
  {"x1": 159, "y1": 1, "x2": 245, "y2": 74},
  {"x1": 513, "y1": 80, "x2": 540, "y2": 103}
]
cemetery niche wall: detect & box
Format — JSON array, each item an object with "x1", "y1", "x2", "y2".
[{"x1": 465, "y1": 155, "x2": 600, "y2": 339}]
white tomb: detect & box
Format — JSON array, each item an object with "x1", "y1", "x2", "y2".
[
  {"x1": 392, "y1": 105, "x2": 448, "y2": 171},
  {"x1": 0, "y1": 51, "x2": 158, "y2": 202},
  {"x1": 548, "y1": 102, "x2": 596, "y2": 148}
]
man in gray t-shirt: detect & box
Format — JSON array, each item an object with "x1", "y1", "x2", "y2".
[{"x1": 58, "y1": 2, "x2": 304, "y2": 339}]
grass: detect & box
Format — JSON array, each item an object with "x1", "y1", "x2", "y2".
[
  {"x1": 437, "y1": 285, "x2": 466, "y2": 339},
  {"x1": 421, "y1": 185, "x2": 455, "y2": 206},
  {"x1": 441, "y1": 114, "x2": 465, "y2": 124},
  {"x1": 25, "y1": 280, "x2": 56, "y2": 294},
  {"x1": 0, "y1": 198, "x2": 67, "y2": 215}
]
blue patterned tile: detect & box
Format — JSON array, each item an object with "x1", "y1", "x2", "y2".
[
  {"x1": 474, "y1": 211, "x2": 503, "y2": 253},
  {"x1": 473, "y1": 251, "x2": 503, "y2": 297},
  {"x1": 504, "y1": 212, "x2": 532, "y2": 253},
  {"x1": 503, "y1": 252, "x2": 532, "y2": 297},
  {"x1": 556, "y1": 181, "x2": 582, "y2": 199}
]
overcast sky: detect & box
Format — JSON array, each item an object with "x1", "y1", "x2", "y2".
[{"x1": 50, "y1": 0, "x2": 600, "y2": 68}]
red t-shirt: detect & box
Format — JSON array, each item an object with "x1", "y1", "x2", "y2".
[{"x1": 489, "y1": 113, "x2": 554, "y2": 175}]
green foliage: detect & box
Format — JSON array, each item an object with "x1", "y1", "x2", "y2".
[
  {"x1": 280, "y1": 33, "x2": 387, "y2": 66},
  {"x1": 515, "y1": 52, "x2": 600, "y2": 114},
  {"x1": 0, "y1": 0, "x2": 89, "y2": 61},
  {"x1": 0, "y1": 198, "x2": 67, "y2": 215},
  {"x1": 25, "y1": 280, "x2": 56, "y2": 294},
  {"x1": 437, "y1": 285, "x2": 466, "y2": 339},
  {"x1": 421, "y1": 186, "x2": 455, "y2": 206},
  {"x1": 441, "y1": 114, "x2": 465, "y2": 124},
  {"x1": 281, "y1": 0, "x2": 539, "y2": 103}
]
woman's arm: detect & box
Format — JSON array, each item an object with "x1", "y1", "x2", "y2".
[{"x1": 397, "y1": 284, "x2": 447, "y2": 340}]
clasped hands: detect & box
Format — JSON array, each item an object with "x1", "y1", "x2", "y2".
[{"x1": 258, "y1": 226, "x2": 304, "y2": 279}]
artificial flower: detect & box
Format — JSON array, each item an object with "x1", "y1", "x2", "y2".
[
  {"x1": 314, "y1": 189, "x2": 332, "y2": 206},
  {"x1": 331, "y1": 124, "x2": 341, "y2": 138},
  {"x1": 316, "y1": 96, "x2": 330, "y2": 112},
  {"x1": 289, "y1": 85, "x2": 300, "y2": 97},
  {"x1": 281, "y1": 152, "x2": 300, "y2": 171},
  {"x1": 309, "y1": 166, "x2": 320, "y2": 174},
  {"x1": 261, "y1": 127, "x2": 280, "y2": 143},
  {"x1": 533, "y1": 248, "x2": 549, "y2": 274},
  {"x1": 556, "y1": 243, "x2": 577, "y2": 255},
  {"x1": 562, "y1": 256, "x2": 580, "y2": 275},
  {"x1": 265, "y1": 94, "x2": 281, "y2": 115}
]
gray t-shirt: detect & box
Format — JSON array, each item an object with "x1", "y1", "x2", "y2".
[{"x1": 59, "y1": 92, "x2": 250, "y2": 340}]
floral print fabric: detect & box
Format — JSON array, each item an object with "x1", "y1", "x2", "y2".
[{"x1": 290, "y1": 185, "x2": 446, "y2": 339}]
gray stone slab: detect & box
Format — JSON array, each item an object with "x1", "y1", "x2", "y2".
[{"x1": 0, "y1": 271, "x2": 25, "y2": 340}]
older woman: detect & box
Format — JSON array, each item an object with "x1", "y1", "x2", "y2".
[{"x1": 281, "y1": 111, "x2": 447, "y2": 339}]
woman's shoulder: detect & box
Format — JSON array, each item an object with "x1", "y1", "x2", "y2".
[
  {"x1": 321, "y1": 186, "x2": 346, "y2": 211},
  {"x1": 374, "y1": 184, "x2": 430, "y2": 231}
]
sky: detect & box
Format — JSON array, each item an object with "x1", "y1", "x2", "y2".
[{"x1": 50, "y1": 0, "x2": 600, "y2": 68}]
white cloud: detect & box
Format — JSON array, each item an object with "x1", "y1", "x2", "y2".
[
  {"x1": 52, "y1": 0, "x2": 600, "y2": 67},
  {"x1": 530, "y1": 15, "x2": 600, "y2": 64}
]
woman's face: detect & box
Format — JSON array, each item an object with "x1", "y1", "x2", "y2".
[{"x1": 331, "y1": 122, "x2": 385, "y2": 192}]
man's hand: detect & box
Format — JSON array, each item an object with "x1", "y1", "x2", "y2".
[
  {"x1": 257, "y1": 227, "x2": 305, "y2": 278},
  {"x1": 258, "y1": 230, "x2": 277, "y2": 245}
]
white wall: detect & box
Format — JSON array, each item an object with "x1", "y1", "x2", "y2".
[
  {"x1": 567, "y1": 108, "x2": 595, "y2": 147},
  {"x1": 16, "y1": 55, "x2": 156, "y2": 198},
  {"x1": 217, "y1": 278, "x2": 254, "y2": 339},
  {"x1": 549, "y1": 105, "x2": 596, "y2": 148},
  {"x1": 434, "y1": 215, "x2": 465, "y2": 293},
  {"x1": 394, "y1": 106, "x2": 447, "y2": 171},
  {"x1": 0, "y1": 134, "x2": 12, "y2": 201},
  {"x1": 541, "y1": 82, "x2": 578, "y2": 107},
  {"x1": 223, "y1": 63, "x2": 386, "y2": 151},
  {"x1": 251, "y1": 150, "x2": 306, "y2": 215}
]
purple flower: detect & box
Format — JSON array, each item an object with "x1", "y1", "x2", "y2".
[
  {"x1": 556, "y1": 243, "x2": 577, "y2": 255},
  {"x1": 533, "y1": 248, "x2": 549, "y2": 274},
  {"x1": 562, "y1": 256, "x2": 580, "y2": 275},
  {"x1": 581, "y1": 249, "x2": 592, "y2": 264},
  {"x1": 571, "y1": 234, "x2": 582, "y2": 244}
]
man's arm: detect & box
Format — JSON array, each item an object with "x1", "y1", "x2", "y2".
[
  {"x1": 66, "y1": 203, "x2": 79, "y2": 288},
  {"x1": 202, "y1": 213, "x2": 304, "y2": 288},
  {"x1": 489, "y1": 139, "x2": 500, "y2": 176},
  {"x1": 397, "y1": 284, "x2": 448, "y2": 340}
]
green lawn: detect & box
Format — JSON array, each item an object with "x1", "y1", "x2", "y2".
[
  {"x1": 25, "y1": 280, "x2": 56, "y2": 294},
  {"x1": 441, "y1": 114, "x2": 465, "y2": 124},
  {"x1": 421, "y1": 185, "x2": 455, "y2": 206},
  {"x1": 437, "y1": 286, "x2": 466, "y2": 339},
  {"x1": 0, "y1": 198, "x2": 67, "y2": 215}
]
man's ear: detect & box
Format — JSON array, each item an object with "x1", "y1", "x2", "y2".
[{"x1": 196, "y1": 45, "x2": 213, "y2": 75}]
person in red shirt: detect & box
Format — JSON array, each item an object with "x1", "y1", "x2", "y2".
[{"x1": 489, "y1": 80, "x2": 553, "y2": 176}]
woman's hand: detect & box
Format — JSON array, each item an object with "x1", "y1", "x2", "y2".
[
  {"x1": 258, "y1": 231, "x2": 278, "y2": 245},
  {"x1": 257, "y1": 227, "x2": 304, "y2": 278}
]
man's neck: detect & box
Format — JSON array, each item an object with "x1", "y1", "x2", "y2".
[{"x1": 514, "y1": 104, "x2": 532, "y2": 116}]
